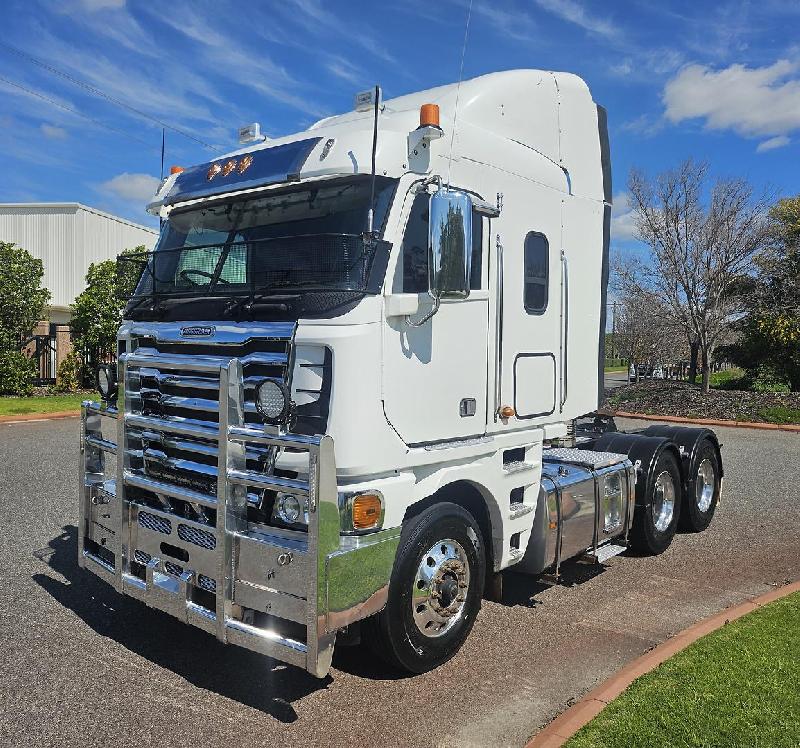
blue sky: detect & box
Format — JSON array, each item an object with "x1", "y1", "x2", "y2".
[{"x1": 1, "y1": 0, "x2": 799, "y2": 252}]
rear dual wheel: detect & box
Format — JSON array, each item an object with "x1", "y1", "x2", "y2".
[
  {"x1": 629, "y1": 450, "x2": 682, "y2": 555},
  {"x1": 680, "y1": 439, "x2": 721, "y2": 532}
]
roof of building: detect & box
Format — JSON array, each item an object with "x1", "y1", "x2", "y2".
[{"x1": 0, "y1": 202, "x2": 158, "y2": 234}]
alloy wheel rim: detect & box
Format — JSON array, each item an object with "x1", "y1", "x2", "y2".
[
  {"x1": 696, "y1": 458, "x2": 715, "y2": 512},
  {"x1": 652, "y1": 470, "x2": 676, "y2": 532},
  {"x1": 411, "y1": 538, "x2": 470, "y2": 638}
]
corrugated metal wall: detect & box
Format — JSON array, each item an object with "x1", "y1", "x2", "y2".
[{"x1": 0, "y1": 204, "x2": 157, "y2": 312}]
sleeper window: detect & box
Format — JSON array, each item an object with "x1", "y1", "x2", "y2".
[{"x1": 524, "y1": 232, "x2": 548, "y2": 314}]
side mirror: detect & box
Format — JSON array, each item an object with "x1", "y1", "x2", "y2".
[{"x1": 428, "y1": 188, "x2": 472, "y2": 300}]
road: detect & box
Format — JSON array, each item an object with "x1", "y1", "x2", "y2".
[
  {"x1": 1, "y1": 417, "x2": 798, "y2": 748},
  {"x1": 603, "y1": 370, "x2": 629, "y2": 389}
]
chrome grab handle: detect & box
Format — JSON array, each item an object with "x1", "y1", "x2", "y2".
[{"x1": 559, "y1": 250, "x2": 569, "y2": 411}]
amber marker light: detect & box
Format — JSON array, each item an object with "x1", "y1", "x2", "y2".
[
  {"x1": 221, "y1": 159, "x2": 237, "y2": 176},
  {"x1": 419, "y1": 103, "x2": 440, "y2": 128},
  {"x1": 499, "y1": 406, "x2": 516, "y2": 419},
  {"x1": 170, "y1": 165, "x2": 184, "y2": 174},
  {"x1": 352, "y1": 493, "x2": 382, "y2": 531}
]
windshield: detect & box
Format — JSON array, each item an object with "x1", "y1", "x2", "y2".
[{"x1": 128, "y1": 175, "x2": 396, "y2": 300}]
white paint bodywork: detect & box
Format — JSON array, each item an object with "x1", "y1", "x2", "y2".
[{"x1": 153, "y1": 70, "x2": 609, "y2": 572}]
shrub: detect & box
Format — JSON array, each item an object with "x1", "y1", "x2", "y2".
[
  {"x1": 748, "y1": 365, "x2": 791, "y2": 394},
  {"x1": 54, "y1": 350, "x2": 83, "y2": 393},
  {"x1": 0, "y1": 351, "x2": 36, "y2": 395}
]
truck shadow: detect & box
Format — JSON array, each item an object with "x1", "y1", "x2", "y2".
[
  {"x1": 32, "y1": 525, "x2": 329, "y2": 722},
  {"x1": 501, "y1": 560, "x2": 609, "y2": 607}
]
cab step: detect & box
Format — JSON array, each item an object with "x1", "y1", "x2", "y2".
[{"x1": 580, "y1": 543, "x2": 628, "y2": 565}]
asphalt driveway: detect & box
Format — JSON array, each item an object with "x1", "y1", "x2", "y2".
[{"x1": 1, "y1": 416, "x2": 797, "y2": 747}]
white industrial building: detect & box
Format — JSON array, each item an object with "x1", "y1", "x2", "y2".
[{"x1": 0, "y1": 203, "x2": 158, "y2": 324}]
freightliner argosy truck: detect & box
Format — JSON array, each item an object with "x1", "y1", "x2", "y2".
[{"x1": 79, "y1": 70, "x2": 722, "y2": 677}]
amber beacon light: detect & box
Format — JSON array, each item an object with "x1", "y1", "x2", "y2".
[
  {"x1": 419, "y1": 103, "x2": 440, "y2": 128},
  {"x1": 170, "y1": 165, "x2": 184, "y2": 174}
]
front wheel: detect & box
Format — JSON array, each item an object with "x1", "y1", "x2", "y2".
[
  {"x1": 363, "y1": 502, "x2": 485, "y2": 673},
  {"x1": 629, "y1": 450, "x2": 682, "y2": 555}
]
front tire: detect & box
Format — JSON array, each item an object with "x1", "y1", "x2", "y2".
[
  {"x1": 363, "y1": 502, "x2": 485, "y2": 674},
  {"x1": 629, "y1": 450, "x2": 682, "y2": 555}
]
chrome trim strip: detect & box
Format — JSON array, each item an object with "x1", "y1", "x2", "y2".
[
  {"x1": 124, "y1": 471, "x2": 217, "y2": 508},
  {"x1": 124, "y1": 320, "x2": 296, "y2": 344},
  {"x1": 494, "y1": 234, "x2": 504, "y2": 421},
  {"x1": 228, "y1": 469, "x2": 310, "y2": 497},
  {"x1": 127, "y1": 351, "x2": 288, "y2": 371}
]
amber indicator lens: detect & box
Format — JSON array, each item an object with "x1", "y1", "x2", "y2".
[{"x1": 352, "y1": 494, "x2": 382, "y2": 530}]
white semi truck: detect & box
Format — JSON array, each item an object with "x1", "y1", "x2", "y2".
[{"x1": 79, "y1": 70, "x2": 722, "y2": 677}]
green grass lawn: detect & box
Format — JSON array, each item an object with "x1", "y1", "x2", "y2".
[
  {"x1": 565, "y1": 591, "x2": 800, "y2": 748},
  {"x1": 604, "y1": 366, "x2": 628, "y2": 373},
  {"x1": 708, "y1": 367, "x2": 747, "y2": 389},
  {"x1": 0, "y1": 392, "x2": 92, "y2": 416}
]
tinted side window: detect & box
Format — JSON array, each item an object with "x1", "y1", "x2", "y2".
[
  {"x1": 401, "y1": 194, "x2": 429, "y2": 293},
  {"x1": 401, "y1": 193, "x2": 484, "y2": 293},
  {"x1": 470, "y1": 212, "x2": 483, "y2": 290},
  {"x1": 524, "y1": 232, "x2": 548, "y2": 314}
]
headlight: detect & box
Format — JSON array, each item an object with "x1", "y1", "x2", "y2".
[
  {"x1": 272, "y1": 492, "x2": 309, "y2": 527},
  {"x1": 255, "y1": 379, "x2": 292, "y2": 424},
  {"x1": 96, "y1": 364, "x2": 118, "y2": 402}
]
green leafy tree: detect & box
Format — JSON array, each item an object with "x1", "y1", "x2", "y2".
[
  {"x1": 0, "y1": 242, "x2": 50, "y2": 350},
  {"x1": 70, "y1": 246, "x2": 145, "y2": 379},
  {"x1": 0, "y1": 242, "x2": 50, "y2": 394},
  {"x1": 728, "y1": 196, "x2": 800, "y2": 391}
]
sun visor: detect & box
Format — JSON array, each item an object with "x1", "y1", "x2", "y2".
[{"x1": 163, "y1": 137, "x2": 321, "y2": 206}]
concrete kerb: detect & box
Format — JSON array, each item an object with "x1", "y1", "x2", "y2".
[
  {"x1": 0, "y1": 410, "x2": 80, "y2": 424},
  {"x1": 612, "y1": 411, "x2": 800, "y2": 433},
  {"x1": 525, "y1": 580, "x2": 800, "y2": 748}
]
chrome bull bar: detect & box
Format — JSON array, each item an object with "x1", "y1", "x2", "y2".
[{"x1": 78, "y1": 354, "x2": 390, "y2": 678}]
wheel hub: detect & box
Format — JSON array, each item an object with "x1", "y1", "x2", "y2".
[
  {"x1": 412, "y1": 540, "x2": 470, "y2": 638},
  {"x1": 696, "y1": 458, "x2": 715, "y2": 512},
  {"x1": 652, "y1": 470, "x2": 676, "y2": 532}
]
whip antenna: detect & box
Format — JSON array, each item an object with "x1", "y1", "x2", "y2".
[{"x1": 446, "y1": 0, "x2": 473, "y2": 187}]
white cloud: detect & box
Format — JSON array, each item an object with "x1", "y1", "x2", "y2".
[
  {"x1": 101, "y1": 172, "x2": 160, "y2": 203},
  {"x1": 326, "y1": 56, "x2": 366, "y2": 87},
  {"x1": 533, "y1": 0, "x2": 622, "y2": 41},
  {"x1": 40, "y1": 123, "x2": 68, "y2": 139},
  {"x1": 663, "y1": 60, "x2": 800, "y2": 149},
  {"x1": 756, "y1": 135, "x2": 791, "y2": 152},
  {"x1": 610, "y1": 192, "x2": 638, "y2": 242}
]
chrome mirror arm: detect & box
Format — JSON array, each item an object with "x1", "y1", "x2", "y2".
[{"x1": 405, "y1": 295, "x2": 441, "y2": 327}]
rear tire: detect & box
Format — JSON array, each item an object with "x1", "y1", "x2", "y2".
[
  {"x1": 679, "y1": 439, "x2": 720, "y2": 532},
  {"x1": 363, "y1": 502, "x2": 485, "y2": 674},
  {"x1": 629, "y1": 450, "x2": 682, "y2": 555}
]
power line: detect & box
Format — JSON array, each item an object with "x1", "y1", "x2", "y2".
[
  {"x1": 0, "y1": 41, "x2": 223, "y2": 153},
  {"x1": 0, "y1": 73, "x2": 160, "y2": 152}
]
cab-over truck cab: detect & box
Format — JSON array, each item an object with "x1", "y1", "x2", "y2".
[{"x1": 79, "y1": 70, "x2": 722, "y2": 677}]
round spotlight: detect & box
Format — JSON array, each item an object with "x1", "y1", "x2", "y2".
[
  {"x1": 273, "y1": 492, "x2": 308, "y2": 526},
  {"x1": 255, "y1": 379, "x2": 292, "y2": 424},
  {"x1": 96, "y1": 364, "x2": 118, "y2": 402}
]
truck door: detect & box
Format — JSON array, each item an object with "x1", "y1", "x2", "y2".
[
  {"x1": 382, "y1": 190, "x2": 489, "y2": 445},
  {"x1": 494, "y1": 186, "x2": 563, "y2": 427}
]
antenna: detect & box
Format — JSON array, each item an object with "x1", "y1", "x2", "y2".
[
  {"x1": 446, "y1": 0, "x2": 474, "y2": 188},
  {"x1": 367, "y1": 83, "x2": 381, "y2": 235}
]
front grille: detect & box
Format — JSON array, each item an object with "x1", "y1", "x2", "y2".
[
  {"x1": 124, "y1": 324, "x2": 298, "y2": 531},
  {"x1": 197, "y1": 574, "x2": 217, "y2": 593},
  {"x1": 138, "y1": 511, "x2": 171, "y2": 535},
  {"x1": 177, "y1": 523, "x2": 216, "y2": 550},
  {"x1": 133, "y1": 549, "x2": 152, "y2": 565},
  {"x1": 164, "y1": 561, "x2": 184, "y2": 577}
]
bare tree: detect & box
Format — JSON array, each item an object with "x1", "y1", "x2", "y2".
[
  {"x1": 627, "y1": 160, "x2": 771, "y2": 392},
  {"x1": 612, "y1": 275, "x2": 686, "y2": 379}
]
